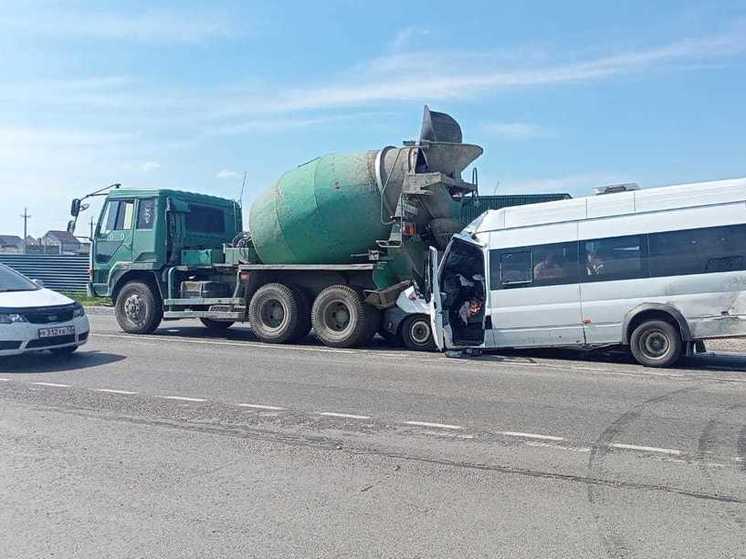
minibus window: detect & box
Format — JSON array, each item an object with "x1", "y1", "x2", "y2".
[
  {"x1": 500, "y1": 251, "x2": 532, "y2": 286},
  {"x1": 582, "y1": 235, "x2": 645, "y2": 281}
]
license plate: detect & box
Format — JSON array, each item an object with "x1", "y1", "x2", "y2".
[{"x1": 38, "y1": 326, "x2": 75, "y2": 338}]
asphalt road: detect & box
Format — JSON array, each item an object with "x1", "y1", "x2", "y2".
[{"x1": 1, "y1": 311, "x2": 745, "y2": 558}]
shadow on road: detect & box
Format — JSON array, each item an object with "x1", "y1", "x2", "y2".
[
  {"x1": 147, "y1": 324, "x2": 746, "y2": 373},
  {"x1": 0, "y1": 350, "x2": 126, "y2": 373}
]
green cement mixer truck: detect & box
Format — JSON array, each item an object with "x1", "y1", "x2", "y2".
[{"x1": 67, "y1": 107, "x2": 484, "y2": 348}]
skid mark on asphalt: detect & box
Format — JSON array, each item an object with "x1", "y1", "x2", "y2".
[
  {"x1": 586, "y1": 385, "x2": 700, "y2": 559},
  {"x1": 696, "y1": 403, "x2": 746, "y2": 530},
  {"x1": 1, "y1": 377, "x2": 742, "y2": 467}
]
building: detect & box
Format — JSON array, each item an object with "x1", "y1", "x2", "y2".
[
  {"x1": 0, "y1": 235, "x2": 25, "y2": 254},
  {"x1": 41, "y1": 230, "x2": 84, "y2": 255}
]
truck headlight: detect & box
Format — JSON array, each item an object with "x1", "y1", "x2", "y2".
[
  {"x1": 72, "y1": 303, "x2": 86, "y2": 318},
  {"x1": 0, "y1": 313, "x2": 27, "y2": 324}
]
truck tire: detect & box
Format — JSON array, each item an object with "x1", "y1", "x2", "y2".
[
  {"x1": 248, "y1": 283, "x2": 301, "y2": 344},
  {"x1": 200, "y1": 318, "x2": 234, "y2": 332},
  {"x1": 289, "y1": 285, "x2": 312, "y2": 342},
  {"x1": 630, "y1": 319, "x2": 682, "y2": 368},
  {"x1": 115, "y1": 281, "x2": 163, "y2": 334},
  {"x1": 311, "y1": 285, "x2": 372, "y2": 348},
  {"x1": 401, "y1": 314, "x2": 435, "y2": 351}
]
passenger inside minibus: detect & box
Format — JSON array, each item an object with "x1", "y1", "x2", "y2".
[{"x1": 439, "y1": 241, "x2": 486, "y2": 346}]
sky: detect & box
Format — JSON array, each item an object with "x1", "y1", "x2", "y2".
[{"x1": 1, "y1": 0, "x2": 745, "y2": 238}]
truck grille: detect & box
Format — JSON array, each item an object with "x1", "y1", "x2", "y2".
[{"x1": 22, "y1": 305, "x2": 75, "y2": 324}]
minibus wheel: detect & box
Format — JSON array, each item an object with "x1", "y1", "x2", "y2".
[
  {"x1": 630, "y1": 320, "x2": 682, "y2": 367},
  {"x1": 401, "y1": 314, "x2": 435, "y2": 351}
]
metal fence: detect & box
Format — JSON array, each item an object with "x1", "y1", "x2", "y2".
[{"x1": 0, "y1": 254, "x2": 89, "y2": 292}]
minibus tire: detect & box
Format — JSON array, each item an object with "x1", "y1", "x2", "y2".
[
  {"x1": 630, "y1": 320, "x2": 682, "y2": 368},
  {"x1": 115, "y1": 281, "x2": 163, "y2": 334},
  {"x1": 248, "y1": 283, "x2": 301, "y2": 344}
]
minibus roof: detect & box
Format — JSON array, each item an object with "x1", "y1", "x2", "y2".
[{"x1": 471, "y1": 176, "x2": 746, "y2": 234}]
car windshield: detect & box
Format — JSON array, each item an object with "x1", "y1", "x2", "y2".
[{"x1": 0, "y1": 264, "x2": 39, "y2": 292}]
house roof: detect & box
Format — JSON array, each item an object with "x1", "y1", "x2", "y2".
[
  {"x1": 0, "y1": 235, "x2": 24, "y2": 246},
  {"x1": 44, "y1": 230, "x2": 81, "y2": 245}
]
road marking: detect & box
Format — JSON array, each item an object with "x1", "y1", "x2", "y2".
[
  {"x1": 0, "y1": 378, "x2": 9, "y2": 381},
  {"x1": 31, "y1": 382, "x2": 70, "y2": 388},
  {"x1": 609, "y1": 443, "x2": 683, "y2": 456},
  {"x1": 405, "y1": 421, "x2": 462, "y2": 430},
  {"x1": 319, "y1": 412, "x2": 371, "y2": 420},
  {"x1": 238, "y1": 403, "x2": 286, "y2": 411},
  {"x1": 499, "y1": 431, "x2": 565, "y2": 442},
  {"x1": 158, "y1": 395, "x2": 206, "y2": 402},
  {"x1": 95, "y1": 388, "x2": 138, "y2": 395}
]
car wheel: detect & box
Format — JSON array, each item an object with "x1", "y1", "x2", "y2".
[
  {"x1": 401, "y1": 314, "x2": 435, "y2": 351},
  {"x1": 630, "y1": 319, "x2": 682, "y2": 367}
]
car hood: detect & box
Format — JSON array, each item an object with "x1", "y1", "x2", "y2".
[{"x1": 0, "y1": 288, "x2": 75, "y2": 310}]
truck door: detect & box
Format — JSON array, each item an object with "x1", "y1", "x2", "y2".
[
  {"x1": 131, "y1": 197, "x2": 158, "y2": 263},
  {"x1": 429, "y1": 236, "x2": 487, "y2": 351},
  {"x1": 91, "y1": 198, "x2": 135, "y2": 293}
]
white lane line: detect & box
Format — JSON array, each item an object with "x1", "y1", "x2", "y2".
[
  {"x1": 31, "y1": 382, "x2": 71, "y2": 388},
  {"x1": 319, "y1": 412, "x2": 371, "y2": 420},
  {"x1": 609, "y1": 443, "x2": 683, "y2": 456},
  {"x1": 158, "y1": 395, "x2": 207, "y2": 403},
  {"x1": 405, "y1": 420, "x2": 463, "y2": 430},
  {"x1": 0, "y1": 378, "x2": 9, "y2": 382},
  {"x1": 238, "y1": 403, "x2": 286, "y2": 411},
  {"x1": 499, "y1": 431, "x2": 565, "y2": 442},
  {"x1": 95, "y1": 388, "x2": 138, "y2": 395}
]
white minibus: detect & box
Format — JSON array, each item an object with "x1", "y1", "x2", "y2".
[{"x1": 429, "y1": 177, "x2": 746, "y2": 367}]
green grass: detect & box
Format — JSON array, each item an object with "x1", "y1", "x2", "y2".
[{"x1": 62, "y1": 292, "x2": 112, "y2": 307}]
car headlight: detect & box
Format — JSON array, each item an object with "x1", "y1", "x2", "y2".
[
  {"x1": 0, "y1": 312, "x2": 27, "y2": 324},
  {"x1": 72, "y1": 303, "x2": 86, "y2": 318}
]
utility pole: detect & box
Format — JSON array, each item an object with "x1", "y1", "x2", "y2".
[{"x1": 20, "y1": 208, "x2": 31, "y2": 254}]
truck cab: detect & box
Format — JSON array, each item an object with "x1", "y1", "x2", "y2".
[{"x1": 90, "y1": 188, "x2": 241, "y2": 299}]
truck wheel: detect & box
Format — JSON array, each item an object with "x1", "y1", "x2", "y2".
[
  {"x1": 312, "y1": 285, "x2": 372, "y2": 348},
  {"x1": 115, "y1": 281, "x2": 163, "y2": 334},
  {"x1": 401, "y1": 314, "x2": 435, "y2": 352},
  {"x1": 289, "y1": 286, "x2": 312, "y2": 342},
  {"x1": 630, "y1": 320, "x2": 682, "y2": 368},
  {"x1": 248, "y1": 283, "x2": 301, "y2": 344},
  {"x1": 200, "y1": 318, "x2": 234, "y2": 332}
]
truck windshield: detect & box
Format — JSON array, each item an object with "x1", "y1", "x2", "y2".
[{"x1": 0, "y1": 264, "x2": 39, "y2": 292}]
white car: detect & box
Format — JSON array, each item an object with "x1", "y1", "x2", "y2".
[{"x1": 0, "y1": 263, "x2": 90, "y2": 357}]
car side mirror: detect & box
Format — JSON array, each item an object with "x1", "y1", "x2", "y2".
[{"x1": 32, "y1": 279, "x2": 44, "y2": 288}]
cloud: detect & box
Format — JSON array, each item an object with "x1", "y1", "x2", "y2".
[
  {"x1": 390, "y1": 26, "x2": 431, "y2": 51},
  {"x1": 216, "y1": 169, "x2": 240, "y2": 179},
  {"x1": 141, "y1": 161, "x2": 161, "y2": 172},
  {"x1": 0, "y1": 7, "x2": 241, "y2": 43},
  {"x1": 213, "y1": 25, "x2": 746, "y2": 117},
  {"x1": 481, "y1": 122, "x2": 554, "y2": 140}
]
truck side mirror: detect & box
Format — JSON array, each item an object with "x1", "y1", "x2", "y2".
[
  {"x1": 71, "y1": 198, "x2": 81, "y2": 217},
  {"x1": 67, "y1": 219, "x2": 77, "y2": 234}
]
